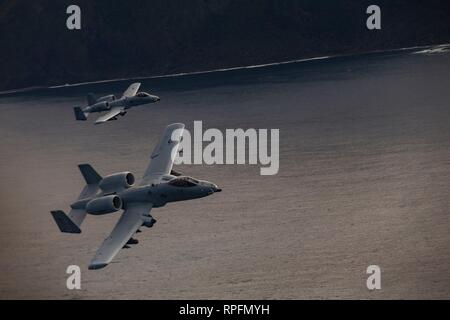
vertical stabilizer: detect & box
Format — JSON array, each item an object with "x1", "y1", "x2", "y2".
[
  {"x1": 74, "y1": 107, "x2": 88, "y2": 121},
  {"x1": 51, "y1": 210, "x2": 82, "y2": 233},
  {"x1": 87, "y1": 93, "x2": 97, "y2": 106},
  {"x1": 78, "y1": 164, "x2": 102, "y2": 185}
]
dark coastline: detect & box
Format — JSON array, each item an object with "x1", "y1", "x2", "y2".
[{"x1": 1, "y1": 0, "x2": 449, "y2": 91}]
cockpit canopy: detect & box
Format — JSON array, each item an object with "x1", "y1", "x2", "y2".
[
  {"x1": 136, "y1": 92, "x2": 150, "y2": 98},
  {"x1": 168, "y1": 176, "x2": 199, "y2": 187}
]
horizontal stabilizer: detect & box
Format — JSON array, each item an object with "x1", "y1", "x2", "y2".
[
  {"x1": 78, "y1": 164, "x2": 102, "y2": 185},
  {"x1": 74, "y1": 107, "x2": 88, "y2": 121},
  {"x1": 51, "y1": 210, "x2": 81, "y2": 234}
]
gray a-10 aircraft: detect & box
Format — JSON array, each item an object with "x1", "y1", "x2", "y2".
[
  {"x1": 51, "y1": 123, "x2": 221, "y2": 270},
  {"x1": 74, "y1": 82, "x2": 160, "y2": 124}
]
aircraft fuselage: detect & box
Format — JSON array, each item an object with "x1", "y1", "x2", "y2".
[
  {"x1": 73, "y1": 176, "x2": 221, "y2": 213},
  {"x1": 84, "y1": 93, "x2": 160, "y2": 114}
]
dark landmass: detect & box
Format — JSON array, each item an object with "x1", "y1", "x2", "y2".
[{"x1": 1, "y1": 0, "x2": 449, "y2": 91}]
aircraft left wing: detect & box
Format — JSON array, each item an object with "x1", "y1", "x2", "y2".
[
  {"x1": 94, "y1": 107, "x2": 123, "y2": 124},
  {"x1": 89, "y1": 203, "x2": 153, "y2": 270},
  {"x1": 122, "y1": 82, "x2": 141, "y2": 98}
]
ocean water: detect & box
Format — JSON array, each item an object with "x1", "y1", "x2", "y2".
[{"x1": 0, "y1": 46, "x2": 449, "y2": 299}]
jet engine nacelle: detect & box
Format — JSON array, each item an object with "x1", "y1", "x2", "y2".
[
  {"x1": 97, "y1": 94, "x2": 116, "y2": 103},
  {"x1": 86, "y1": 195, "x2": 122, "y2": 215},
  {"x1": 88, "y1": 101, "x2": 110, "y2": 112},
  {"x1": 99, "y1": 172, "x2": 135, "y2": 193}
]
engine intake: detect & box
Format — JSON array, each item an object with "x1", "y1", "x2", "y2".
[
  {"x1": 86, "y1": 195, "x2": 122, "y2": 215},
  {"x1": 99, "y1": 172, "x2": 135, "y2": 193}
]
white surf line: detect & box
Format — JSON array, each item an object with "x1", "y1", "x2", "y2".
[
  {"x1": 2, "y1": 43, "x2": 447, "y2": 95},
  {"x1": 412, "y1": 43, "x2": 450, "y2": 54},
  {"x1": 48, "y1": 43, "x2": 449, "y2": 90},
  {"x1": 48, "y1": 56, "x2": 331, "y2": 89},
  {"x1": 368, "y1": 43, "x2": 449, "y2": 54},
  {"x1": 0, "y1": 86, "x2": 47, "y2": 95}
]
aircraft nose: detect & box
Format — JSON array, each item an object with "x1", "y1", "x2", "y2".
[
  {"x1": 206, "y1": 185, "x2": 221, "y2": 195},
  {"x1": 202, "y1": 181, "x2": 221, "y2": 194}
]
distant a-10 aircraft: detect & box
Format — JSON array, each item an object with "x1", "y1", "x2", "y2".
[
  {"x1": 74, "y1": 82, "x2": 160, "y2": 124},
  {"x1": 51, "y1": 123, "x2": 221, "y2": 269}
]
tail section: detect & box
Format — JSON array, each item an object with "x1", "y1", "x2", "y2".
[
  {"x1": 51, "y1": 210, "x2": 82, "y2": 233},
  {"x1": 74, "y1": 107, "x2": 88, "y2": 121},
  {"x1": 87, "y1": 93, "x2": 96, "y2": 106},
  {"x1": 51, "y1": 164, "x2": 102, "y2": 234}
]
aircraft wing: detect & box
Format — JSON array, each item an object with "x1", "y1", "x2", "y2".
[
  {"x1": 122, "y1": 82, "x2": 141, "y2": 98},
  {"x1": 94, "y1": 107, "x2": 123, "y2": 124},
  {"x1": 89, "y1": 203, "x2": 153, "y2": 270},
  {"x1": 140, "y1": 123, "x2": 185, "y2": 185}
]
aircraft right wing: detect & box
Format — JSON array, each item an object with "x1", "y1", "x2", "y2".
[
  {"x1": 122, "y1": 82, "x2": 141, "y2": 98},
  {"x1": 140, "y1": 123, "x2": 185, "y2": 185},
  {"x1": 89, "y1": 202, "x2": 153, "y2": 270},
  {"x1": 94, "y1": 107, "x2": 124, "y2": 124}
]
